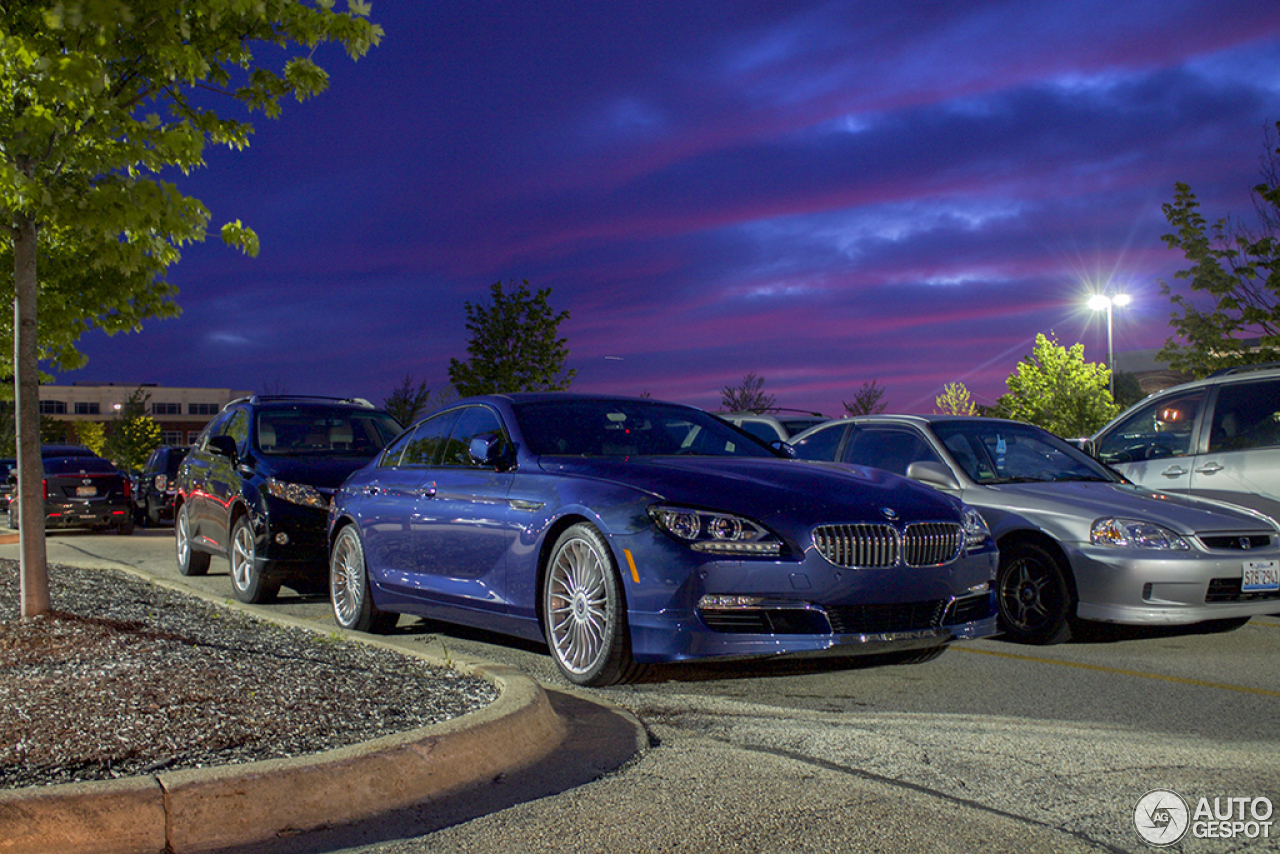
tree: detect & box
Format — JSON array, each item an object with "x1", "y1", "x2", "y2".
[
  {"x1": 448, "y1": 280, "x2": 576, "y2": 396},
  {"x1": 74, "y1": 420, "x2": 106, "y2": 456},
  {"x1": 1112, "y1": 371, "x2": 1145, "y2": 410},
  {"x1": 935, "y1": 382, "x2": 978, "y2": 416},
  {"x1": 996, "y1": 333, "x2": 1118, "y2": 438},
  {"x1": 103, "y1": 388, "x2": 160, "y2": 472},
  {"x1": 383, "y1": 373, "x2": 433, "y2": 427},
  {"x1": 1, "y1": 1, "x2": 381, "y2": 617},
  {"x1": 1157, "y1": 121, "x2": 1280, "y2": 376},
  {"x1": 842, "y1": 380, "x2": 887, "y2": 416},
  {"x1": 720, "y1": 372, "x2": 775, "y2": 413}
]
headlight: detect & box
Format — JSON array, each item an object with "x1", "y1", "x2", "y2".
[
  {"x1": 649, "y1": 505, "x2": 782, "y2": 556},
  {"x1": 266, "y1": 478, "x2": 329, "y2": 509},
  {"x1": 1090, "y1": 518, "x2": 1190, "y2": 550},
  {"x1": 962, "y1": 506, "x2": 992, "y2": 552}
]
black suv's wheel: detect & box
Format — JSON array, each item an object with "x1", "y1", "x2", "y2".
[
  {"x1": 175, "y1": 503, "x2": 210, "y2": 576},
  {"x1": 542, "y1": 522, "x2": 645, "y2": 686},
  {"x1": 330, "y1": 525, "x2": 397, "y2": 633},
  {"x1": 997, "y1": 541, "x2": 1073, "y2": 645},
  {"x1": 229, "y1": 515, "x2": 279, "y2": 604}
]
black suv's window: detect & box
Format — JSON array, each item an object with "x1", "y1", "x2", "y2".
[
  {"x1": 255, "y1": 405, "x2": 401, "y2": 456},
  {"x1": 224, "y1": 409, "x2": 251, "y2": 451},
  {"x1": 1096, "y1": 390, "x2": 1206, "y2": 463},
  {"x1": 1208, "y1": 379, "x2": 1280, "y2": 452}
]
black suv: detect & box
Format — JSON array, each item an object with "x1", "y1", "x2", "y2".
[
  {"x1": 174, "y1": 396, "x2": 403, "y2": 603},
  {"x1": 132, "y1": 445, "x2": 190, "y2": 526}
]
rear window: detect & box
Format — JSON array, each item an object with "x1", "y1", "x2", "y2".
[{"x1": 44, "y1": 457, "x2": 118, "y2": 475}]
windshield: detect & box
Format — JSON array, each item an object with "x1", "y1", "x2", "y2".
[
  {"x1": 513, "y1": 399, "x2": 779, "y2": 458},
  {"x1": 930, "y1": 421, "x2": 1117, "y2": 484},
  {"x1": 255, "y1": 407, "x2": 403, "y2": 456}
]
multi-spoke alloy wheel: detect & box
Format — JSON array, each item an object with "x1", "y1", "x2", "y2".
[
  {"x1": 543, "y1": 523, "x2": 640, "y2": 686},
  {"x1": 997, "y1": 542, "x2": 1072, "y2": 645},
  {"x1": 229, "y1": 516, "x2": 278, "y2": 604},
  {"x1": 175, "y1": 503, "x2": 210, "y2": 576},
  {"x1": 330, "y1": 525, "x2": 396, "y2": 633}
]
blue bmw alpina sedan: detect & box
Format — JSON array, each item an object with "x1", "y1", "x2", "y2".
[{"x1": 327, "y1": 394, "x2": 998, "y2": 685}]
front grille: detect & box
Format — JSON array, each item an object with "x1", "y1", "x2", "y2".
[
  {"x1": 827, "y1": 600, "x2": 945, "y2": 634},
  {"x1": 1205, "y1": 577, "x2": 1280, "y2": 603},
  {"x1": 1199, "y1": 534, "x2": 1273, "y2": 550},
  {"x1": 813, "y1": 522, "x2": 964, "y2": 568},
  {"x1": 699, "y1": 607, "x2": 827, "y2": 635}
]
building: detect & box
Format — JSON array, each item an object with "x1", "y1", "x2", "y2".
[{"x1": 38, "y1": 383, "x2": 252, "y2": 446}]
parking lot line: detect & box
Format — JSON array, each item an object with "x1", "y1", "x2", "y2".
[{"x1": 956, "y1": 645, "x2": 1280, "y2": 698}]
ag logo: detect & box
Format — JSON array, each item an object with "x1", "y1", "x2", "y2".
[{"x1": 1134, "y1": 789, "x2": 1190, "y2": 846}]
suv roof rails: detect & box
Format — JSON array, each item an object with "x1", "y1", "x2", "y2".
[
  {"x1": 227, "y1": 394, "x2": 376, "y2": 408},
  {"x1": 1206, "y1": 361, "x2": 1280, "y2": 378}
]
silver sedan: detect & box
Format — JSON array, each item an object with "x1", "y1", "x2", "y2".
[{"x1": 790, "y1": 415, "x2": 1280, "y2": 644}]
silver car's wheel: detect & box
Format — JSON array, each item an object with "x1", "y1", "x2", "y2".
[
  {"x1": 229, "y1": 516, "x2": 278, "y2": 604},
  {"x1": 330, "y1": 525, "x2": 396, "y2": 633},
  {"x1": 997, "y1": 541, "x2": 1072, "y2": 645},
  {"x1": 175, "y1": 503, "x2": 210, "y2": 577},
  {"x1": 543, "y1": 523, "x2": 642, "y2": 686}
]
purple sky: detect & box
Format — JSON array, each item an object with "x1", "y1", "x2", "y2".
[{"x1": 59, "y1": 1, "x2": 1280, "y2": 416}]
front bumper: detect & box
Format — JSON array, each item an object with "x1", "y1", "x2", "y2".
[
  {"x1": 1068, "y1": 543, "x2": 1280, "y2": 625},
  {"x1": 617, "y1": 529, "x2": 1000, "y2": 663}
]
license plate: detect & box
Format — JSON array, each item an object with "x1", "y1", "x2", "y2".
[
  {"x1": 75, "y1": 486, "x2": 97, "y2": 497},
  {"x1": 1242, "y1": 560, "x2": 1280, "y2": 593}
]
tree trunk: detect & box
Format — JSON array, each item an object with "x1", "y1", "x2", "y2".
[{"x1": 13, "y1": 208, "x2": 49, "y2": 617}]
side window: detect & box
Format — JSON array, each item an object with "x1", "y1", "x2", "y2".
[
  {"x1": 791, "y1": 424, "x2": 845, "y2": 461},
  {"x1": 441, "y1": 406, "x2": 507, "y2": 467},
  {"x1": 1096, "y1": 390, "x2": 1206, "y2": 463},
  {"x1": 1209, "y1": 379, "x2": 1280, "y2": 452},
  {"x1": 841, "y1": 427, "x2": 940, "y2": 476},
  {"x1": 223, "y1": 409, "x2": 250, "y2": 452},
  {"x1": 195, "y1": 410, "x2": 233, "y2": 451},
  {"x1": 398, "y1": 410, "x2": 460, "y2": 467}
]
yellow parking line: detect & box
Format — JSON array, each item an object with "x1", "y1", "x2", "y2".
[{"x1": 956, "y1": 645, "x2": 1280, "y2": 698}]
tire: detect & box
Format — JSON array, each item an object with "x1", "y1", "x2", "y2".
[
  {"x1": 996, "y1": 541, "x2": 1073, "y2": 645},
  {"x1": 175, "y1": 503, "x2": 211, "y2": 577},
  {"x1": 330, "y1": 525, "x2": 397, "y2": 633},
  {"x1": 542, "y1": 523, "x2": 644, "y2": 686},
  {"x1": 229, "y1": 515, "x2": 279, "y2": 604}
]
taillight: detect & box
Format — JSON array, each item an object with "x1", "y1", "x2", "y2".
[
  {"x1": 122, "y1": 478, "x2": 132, "y2": 500},
  {"x1": 41, "y1": 479, "x2": 47, "y2": 502}
]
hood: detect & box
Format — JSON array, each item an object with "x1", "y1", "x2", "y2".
[
  {"x1": 538, "y1": 456, "x2": 964, "y2": 523},
  {"x1": 253, "y1": 454, "x2": 375, "y2": 491},
  {"x1": 979, "y1": 480, "x2": 1274, "y2": 536}
]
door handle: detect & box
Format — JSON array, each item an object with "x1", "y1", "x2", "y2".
[
  {"x1": 1195, "y1": 462, "x2": 1224, "y2": 475},
  {"x1": 1160, "y1": 466, "x2": 1189, "y2": 477},
  {"x1": 363, "y1": 484, "x2": 381, "y2": 496},
  {"x1": 416, "y1": 482, "x2": 438, "y2": 498}
]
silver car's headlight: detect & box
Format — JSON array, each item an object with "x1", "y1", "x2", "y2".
[
  {"x1": 1090, "y1": 518, "x2": 1190, "y2": 550},
  {"x1": 267, "y1": 477, "x2": 329, "y2": 509},
  {"x1": 962, "y1": 506, "x2": 992, "y2": 552},
  {"x1": 649, "y1": 505, "x2": 781, "y2": 555}
]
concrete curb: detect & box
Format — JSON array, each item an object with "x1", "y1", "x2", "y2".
[
  {"x1": 0, "y1": 555, "x2": 582, "y2": 854},
  {"x1": 0, "y1": 663, "x2": 566, "y2": 854}
]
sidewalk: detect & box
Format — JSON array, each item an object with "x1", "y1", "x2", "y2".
[{"x1": 0, "y1": 540, "x2": 647, "y2": 854}]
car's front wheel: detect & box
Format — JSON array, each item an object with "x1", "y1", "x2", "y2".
[
  {"x1": 330, "y1": 525, "x2": 397, "y2": 633},
  {"x1": 175, "y1": 503, "x2": 210, "y2": 576},
  {"x1": 542, "y1": 522, "x2": 644, "y2": 686},
  {"x1": 229, "y1": 515, "x2": 279, "y2": 604},
  {"x1": 997, "y1": 541, "x2": 1073, "y2": 644}
]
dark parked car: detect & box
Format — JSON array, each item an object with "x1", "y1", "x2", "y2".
[
  {"x1": 132, "y1": 445, "x2": 190, "y2": 526},
  {"x1": 174, "y1": 395, "x2": 403, "y2": 603},
  {"x1": 326, "y1": 394, "x2": 999, "y2": 686},
  {"x1": 790, "y1": 415, "x2": 1280, "y2": 643},
  {"x1": 0, "y1": 458, "x2": 14, "y2": 512},
  {"x1": 9, "y1": 453, "x2": 134, "y2": 534}
]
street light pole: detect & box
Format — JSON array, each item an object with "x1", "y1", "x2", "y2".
[{"x1": 1088, "y1": 293, "x2": 1131, "y2": 398}]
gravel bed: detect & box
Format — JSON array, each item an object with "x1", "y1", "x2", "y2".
[{"x1": 0, "y1": 559, "x2": 498, "y2": 789}]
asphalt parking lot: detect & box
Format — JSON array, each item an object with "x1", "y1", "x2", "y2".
[{"x1": 6, "y1": 528, "x2": 1280, "y2": 853}]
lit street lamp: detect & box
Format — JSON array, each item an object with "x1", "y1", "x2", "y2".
[{"x1": 1088, "y1": 293, "x2": 1131, "y2": 398}]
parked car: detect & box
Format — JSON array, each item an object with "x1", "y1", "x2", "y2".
[
  {"x1": 9, "y1": 452, "x2": 134, "y2": 535},
  {"x1": 790, "y1": 414, "x2": 1280, "y2": 644},
  {"x1": 41, "y1": 443, "x2": 98, "y2": 458},
  {"x1": 722, "y1": 410, "x2": 829, "y2": 443},
  {"x1": 174, "y1": 395, "x2": 403, "y2": 604},
  {"x1": 0, "y1": 458, "x2": 14, "y2": 512},
  {"x1": 132, "y1": 445, "x2": 190, "y2": 527},
  {"x1": 1085, "y1": 363, "x2": 1280, "y2": 526},
  {"x1": 326, "y1": 394, "x2": 998, "y2": 686}
]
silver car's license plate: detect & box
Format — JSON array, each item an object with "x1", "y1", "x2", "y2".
[{"x1": 1242, "y1": 560, "x2": 1280, "y2": 593}]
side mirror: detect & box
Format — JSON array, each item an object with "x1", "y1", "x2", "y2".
[
  {"x1": 207, "y1": 435, "x2": 239, "y2": 464},
  {"x1": 906, "y1": 460, "x2": 961, "y2": 491},
  {"x1": 770, "y1": 440, "x2": 796, "y2": 458},
  {"x1": 469, "y1": 433, "x2": 512, "y2": 469}
]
